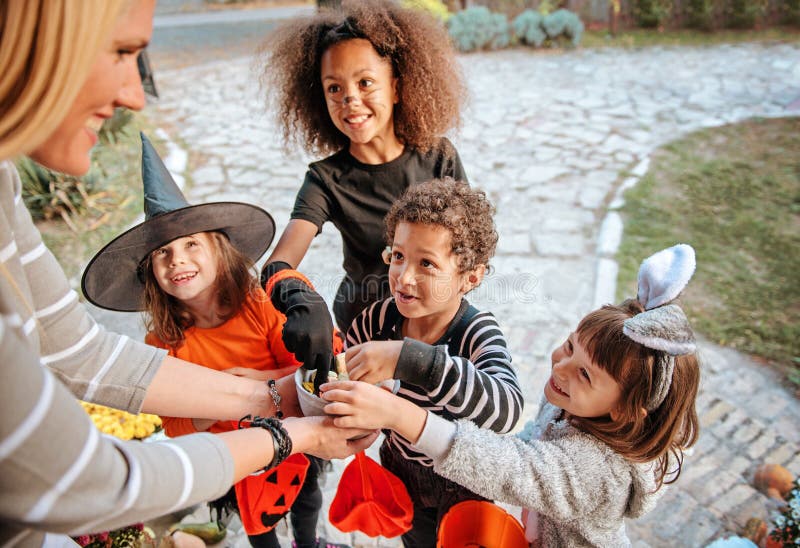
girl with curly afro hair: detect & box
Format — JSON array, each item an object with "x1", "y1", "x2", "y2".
[{"x1": 258, "y1": 0, "x2": 470, "y2": 338}]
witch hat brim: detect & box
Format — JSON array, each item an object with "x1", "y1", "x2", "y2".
[{"x1": 81, "y1": 133, "x2": 275, "y2": 312}]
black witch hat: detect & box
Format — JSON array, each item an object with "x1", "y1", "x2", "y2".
[{"x1": 81, "y1": 133, "x2": 275, "y2": 312}]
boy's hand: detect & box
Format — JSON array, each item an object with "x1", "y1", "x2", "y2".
[
  {"x1": 320, "y1": 380, "x2": 398, "y2": 431},
  {"x1": 345, "y1": 341, "x2": 403, "y2": 384},
  {"x1": 322, "y1": 380, "x2": 427, "y2": 444}
]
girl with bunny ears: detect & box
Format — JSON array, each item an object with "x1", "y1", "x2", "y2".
[{"x1": 322, "y1": 244, "x2": 701, "y2": 546}]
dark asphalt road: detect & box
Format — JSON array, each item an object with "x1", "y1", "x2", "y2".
[{"x1": 149, "y1": 5, "x2": 314, "y2": 70}]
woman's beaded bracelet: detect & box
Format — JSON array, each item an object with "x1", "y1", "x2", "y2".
[
  {"x1": 267, "y1": 379, "x2": 283, "y2": 419},
  {"x1": 238, "y1": 414, "x2": 292, "y2": 470}
]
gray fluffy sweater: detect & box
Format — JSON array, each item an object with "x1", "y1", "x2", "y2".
[{"x1": 414, "y1": 401, "x2": 662, "y2": 547}]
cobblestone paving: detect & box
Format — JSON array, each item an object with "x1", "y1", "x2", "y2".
[{"x1": 138, "y1": 43, "x2": 800, "y2": 547}]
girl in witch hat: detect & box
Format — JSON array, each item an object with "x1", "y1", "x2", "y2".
[{"x1": 82, "y1": 134, "x2": 348, "y2": 548}]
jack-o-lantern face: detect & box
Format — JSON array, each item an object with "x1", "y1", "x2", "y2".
[{"x1": 236, "y1": 454, "x2": 311, "y2": 535}]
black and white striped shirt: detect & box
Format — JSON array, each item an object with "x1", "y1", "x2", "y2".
[{"x1": 346, "y1": 297, "x2": 523, "y2": 466}]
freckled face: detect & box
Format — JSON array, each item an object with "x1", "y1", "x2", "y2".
[
  {"x1": 320, "y1": 38, "x2": 399, "y2": 160},
  {"x1": 150, "y1": 232, "x2": 219, "y2": 309},
  {"x1": 30, "y1": 0, "x2": 154, "y2": 175},
  {"x1": 544, "y1": 333, "x2": 623, "y2": 418}
]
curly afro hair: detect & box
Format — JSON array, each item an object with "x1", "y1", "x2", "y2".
[
  {"x1": 258, "y1": 0, "x2": 466, "y2": 156},
  {"x1": 385, "y1": 178, "x2": 498, "y2": 273}
]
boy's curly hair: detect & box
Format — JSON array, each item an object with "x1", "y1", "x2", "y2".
[
  {"x1": 385, "y1": 178, "x2": 497, "y2": 273},
  {"x1": 259, "y1": 0, "x2": 466, "y2": 156}
]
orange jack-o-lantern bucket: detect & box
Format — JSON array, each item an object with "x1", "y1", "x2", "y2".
[
  {"x1": 235, "y1": 453, "x2": 310, "y2": 535},
  {"x1": 436, "y1": 500, "x2": 528, "y2": 548}
]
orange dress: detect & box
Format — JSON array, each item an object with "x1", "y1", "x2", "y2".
[{"x1": 147, "y1": 288, "x2": 300, "y2": 437}]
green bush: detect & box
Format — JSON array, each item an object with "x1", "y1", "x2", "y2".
[
  {"x1": 447, "y1": 6, "x2": 511, "y2": 52},
  {"x1": 633, "y1": 0, "x2": 672, "y2": 27},
  {"x1": 781, "y1": 0, "x2": 800, "y2": 25},
  {"x1": 98, "y1": 109, "x2": 136, "y2": 145},
  {"x1": 541, "y1": 8, "x2": 584, "y2": 45},
  {"x1": 513, "y1": 9, "x2": 547, "y2": 46},
  {"x1": 403, "y1": 0, "x2": 451, "y2": 21},
  {"x1": 684, "y1": 0, "x2": 715, "y2": 29},
  {"x1": 16, "y1": 156, "x2": 98, "y2": 229},
  {"x1": 723, "y1": 0, "x2": 765, "y2": 28}
]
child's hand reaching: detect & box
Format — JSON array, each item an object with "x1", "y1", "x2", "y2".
[
  {"x1": 321, "y1": 380, "x2": 427, "y2": 444},
  {"x1": 344, "y1": 341, "x2": 403, "y2": 384}
]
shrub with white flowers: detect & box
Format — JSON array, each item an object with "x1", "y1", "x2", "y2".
[{"x1": 770, "y1": 476, "x2": 800, "y2": 546}]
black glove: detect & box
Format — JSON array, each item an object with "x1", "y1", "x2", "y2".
[{"x1": 264, "y1": 263, "x2": 333, "y2": 393}]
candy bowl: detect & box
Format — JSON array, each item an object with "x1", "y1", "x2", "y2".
[{"x1": 295, "y1": 368, "x2": 328, "y2": 417}]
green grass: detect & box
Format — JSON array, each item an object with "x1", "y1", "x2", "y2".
[
  {"x1": 35, "y1": 113, "x2": 164, "y2": 281},
  {"x1": 615, "y1": 117, "x2": 800, "y2": 387},
  {"x1": 581, "y1": 26, "x2": 800, "y2": 48}
]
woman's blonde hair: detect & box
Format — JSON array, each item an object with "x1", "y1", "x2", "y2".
[{"x1": 0, "y1": 0, "x2": 128, "y2": 160}]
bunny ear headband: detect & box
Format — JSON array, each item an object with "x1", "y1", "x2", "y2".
[{"x1": 622, "y1": 244, "x2": 697, "y2": 410}]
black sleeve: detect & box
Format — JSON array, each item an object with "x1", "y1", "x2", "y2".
[
  {"x1": 440, "y1": 137, "x2": 469, "y2": 184},
  {"x1": 395, "y1": 312, "x2": 523, "y2": 433},
  {"x1": 290, "y1": 169, "x2": 333, "y2": 233}
]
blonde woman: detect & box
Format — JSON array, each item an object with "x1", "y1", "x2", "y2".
[{"x1": 0, "y1": 1, "x2": 376, "y2": 545}]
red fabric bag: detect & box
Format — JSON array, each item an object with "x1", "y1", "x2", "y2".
[{"x1": 329, "y1": 451, "x2": 413, "y2": 538}]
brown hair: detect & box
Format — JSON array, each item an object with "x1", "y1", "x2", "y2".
[
  {"x1": 141, "y1": 231, "x2": 257, "y2": 348},
  {"x1": 258, "y1": 0, "x2": 466, "y2": 156},
  {"x1": 569, "y1": 299, "x2": 700, "y2": 488},
  {"x1": 385, "y1": 178, "x2": 497, "y2": 273}
]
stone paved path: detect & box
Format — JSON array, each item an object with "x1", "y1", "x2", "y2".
[{"x1": 134, "y1": 43, "x2": 800, "y2": 546}]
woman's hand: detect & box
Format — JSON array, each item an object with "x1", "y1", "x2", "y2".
[
  {"x1": 322, "y1": 380, "x2": 427, "y2": 443},
  {"x1": 282, "y1": 415, "x2": 378, "y2": 459},
  {"x1": 345, "y1": 341, "x2": 403, "y2": 384}
]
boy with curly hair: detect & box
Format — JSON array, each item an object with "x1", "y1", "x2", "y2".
[
  {"x1": 327, "y1": 178, "x2": 523, "y2": 546},
  {"x1": 259, "y1": 0, "x2": 470, "y2": 342}
]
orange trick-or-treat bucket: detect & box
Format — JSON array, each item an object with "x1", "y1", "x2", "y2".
[{"x1": 436, "y1": 500, "x2": 528, "y2": 548}]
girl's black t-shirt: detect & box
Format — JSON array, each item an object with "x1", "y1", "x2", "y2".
[{"x1": 290, "y1": 137, "x2": 467, "y2": 329}]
